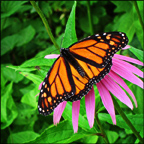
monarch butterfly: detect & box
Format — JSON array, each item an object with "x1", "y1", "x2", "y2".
[{"x1": 38, "y1": 32, "x2": 128, "y2": 116}]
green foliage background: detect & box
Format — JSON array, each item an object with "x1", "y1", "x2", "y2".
[{"x1": 1, "y1": 1, "x2": 143, "y2": 143}]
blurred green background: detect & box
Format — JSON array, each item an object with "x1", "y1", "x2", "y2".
[{"x1": 1, "y1": 1, "x2": 143, "y2": 143}]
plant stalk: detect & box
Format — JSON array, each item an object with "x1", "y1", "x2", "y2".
[
  {"x1": 87, "y1": 1, "x2": 94, "y2": 35},
  {"x1": 112, "y1": 96, "x2": 143, "y2": 143},
  {"x1": 133, "y1": 1, "x2": 144, "y2": 31},
  {"x1": 30, "y1": 1, "x2": 60, "y2": 50},
  {"x1": 96, "y1": 113, "x2": 109, "y2": 143}
]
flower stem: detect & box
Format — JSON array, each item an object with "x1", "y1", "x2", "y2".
[
  {"x1": 112, "y1": 96, "x2": 143, "y2": 143},
  {"x1": 87, "y1": 1, "x2": 94, "y2": 35},
  {"x1": 96, "y1": 113, "x2": 109, "y2": 143},
  {"x1": 133, "y1": 1, "x2": 144, "y2": 31},
  {"x1": 30, "y1": 1, "x2": 60, "y2": 50}
]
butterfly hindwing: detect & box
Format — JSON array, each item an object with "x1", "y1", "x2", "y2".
[{"x1": 66, "y1": 60, "x2": 112, "y2": 102}]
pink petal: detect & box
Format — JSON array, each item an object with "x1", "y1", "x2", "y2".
[
  {"x1": 44, "y1": 54, "x2": 60, "y2": 59},
  {"x1": 112, "y1": 60, "x2": 143, "y2": 89},
  {"x1": 72, "y1": 100, "x2": 80, "y2": 133},
  {"x1": 113, "y1": 58, "x2": 143, "y2": 78},
  {"x1": 114, "y1": 54, "x2": 143, "y2": 66},
  {"x1": 53, "y1": 101, "x2": 67, "y2": 125},
  {"x1": 35, "y1": 93, "x2": 39, "y2": 97},
  {"x1": 102, "y1": 76, "x2": 133, "y2": 109},
  {"x1": 108, "y1": 71, "x2": 137, "y2": 107},
  {"x1": 39, "y1": 82, "x2": 43, "y2": 90},
  {"x1": 85, "y1": 87, "x2": 95, "y2": 128},
  {"x1": 122, "y1": 45, "x2": 131, "y2": 50},
  {"x1": 97, "y1": 82, "x2": 116, "y2": 124}
]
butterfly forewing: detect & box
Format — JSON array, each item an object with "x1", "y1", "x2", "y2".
[
  {"x1": 68, "y1": 32, "x2": 128, "y2": 68},
  {"x1": 38, "y1": 57, "x2": 76, "y2": 116}
]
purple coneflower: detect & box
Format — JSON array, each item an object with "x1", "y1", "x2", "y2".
[{"x1": 39, "y1": 46, "x2": 143, "y2": 133}]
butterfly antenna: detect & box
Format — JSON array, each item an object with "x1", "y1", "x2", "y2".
[
  {"x1": 50, "y1": 49, "x2": 58, "y2": 54},
  {"x1": 50, "y1": 37, "x2": 64, "y2": 54}
]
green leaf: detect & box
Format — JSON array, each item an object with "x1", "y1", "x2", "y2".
[
  {"x1": 1, "y1": 70, "x2": 8, "y2": 88},
  {"x1": 1, "y1": 82, "x2": 18, "y2": 129},
  {"x1": 1, "y1": 25, "x2": 36, "y2": 56},
  {"x1": 98, "y1": 113, "x2": 143, "y2": 132},
  {"x1": 133, "y1": 86, "x2": 143, "y2": 114},
  {"x1": 1, "y1": 17, "x2": 17, "y2": 31},
  {"x1": 2, "y1": 65, "x2": 24, "y2": 83},
  {"x1": 129, "y1": 46, "x2": 143, "y2": 62},
  {"x1": 134, "y1": 20, "x2": 143, "y2": 47},
  {"x1": 112, "y1": 1, "x2": 133, "y2": 13},
  {"x1": 16, "y1": 25, "x2": 36, "y2": 47},
  {"x1": 1, "y1": 1, "x2": 27, "y2": 18},
  {"x1": 79, "y1": 17, "x2": 90, "y2": 34},
  {"x1": 115, "y1": 11, "x2": 135, "y2": 43},
  {"x1": 20, "y1": 83, "x2": 35, "y2": 95},
  {"x1": 106, "y1": 130, "x2": 119, "y2": 143},
  {"x1": 80, "y1": 135, "x2": 99, "y2": 143},
  {"x1": 1, "y1": 35, "x2": 18, "y2": 55},
  {"x1": 29, "y1": 120, "x2": 89, "y2": 143},
  {"x1": 20, "y1": 57, "x2": 55, "y2": 67},
  {"x1": 21, "y1": 84, "x2": 39, "y2": 108},
  {"x1": 133, "y1": 1, "x2": 143, "y2": 47},
  {"x1": 1, "y1": 82, "x2": 13, "y2": 123},
  {"x1": 14, "y1": 103, "x2": 37, "y2": 125},
  {"x1": 7, "y1": 65, "x2": 36, "y2": 72},
  {"x1": 20, "y1": 72, "x2": 43, "y2": 85},
  {"x1": 7, "y1": 131, "x2": 40, "y2": 143},
  {"x1": 93, "y1": 6, "x2": 106, "y2": 17},
  {"x1": 62, "y1": 1, "x2": 77, "y2": 48}
]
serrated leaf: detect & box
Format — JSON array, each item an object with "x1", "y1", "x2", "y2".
[{"x1": 62, "y1": 1, "x2": 77, "y2": 48}]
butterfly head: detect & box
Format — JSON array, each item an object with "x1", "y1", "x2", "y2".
[{"x1": 60, "y1": 48, "x2": 64, "y2": 53}]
